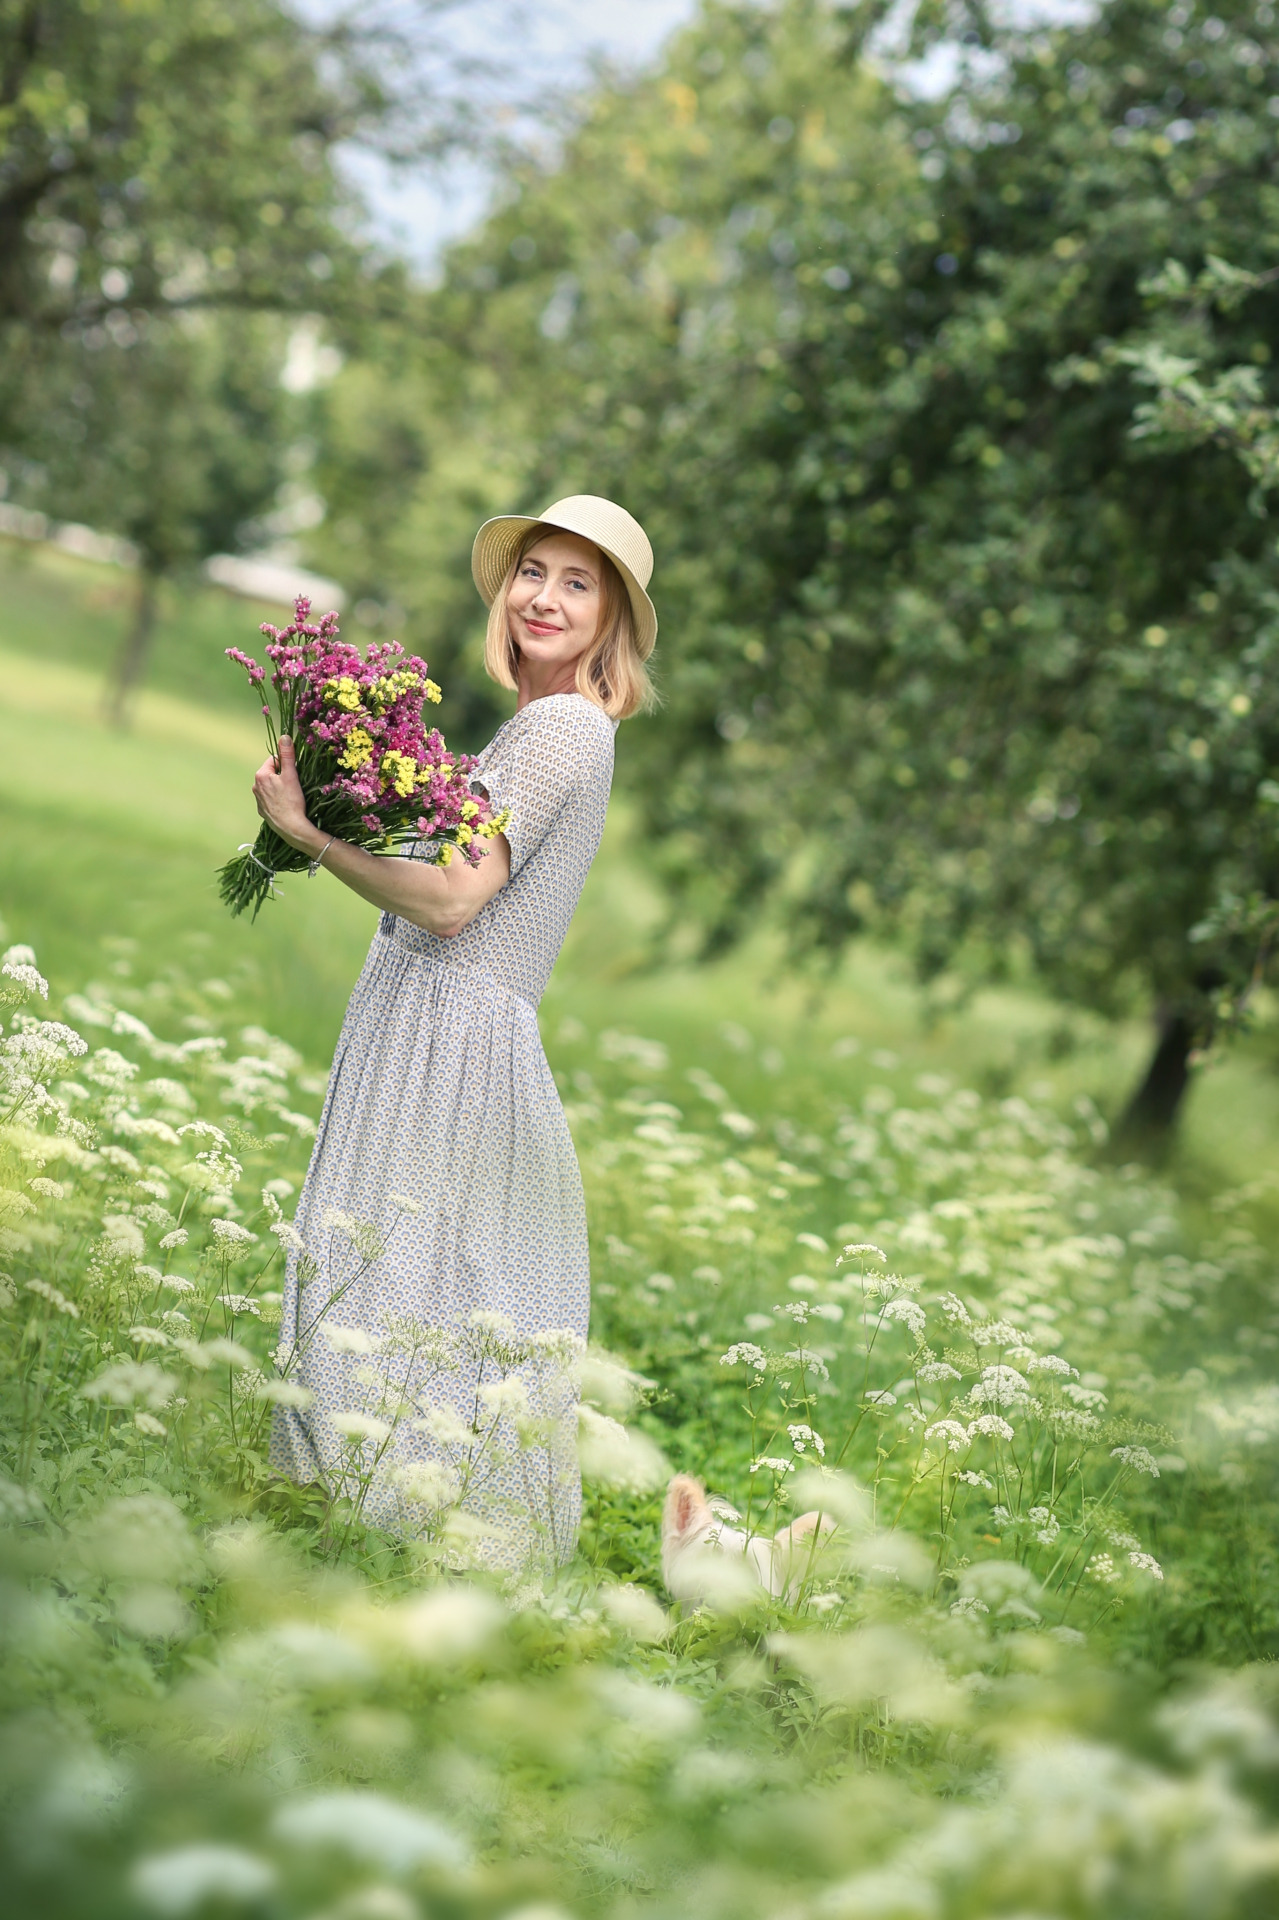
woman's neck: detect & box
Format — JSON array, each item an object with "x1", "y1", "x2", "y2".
[{"x1": 515, "y1": 659, "x2": 581, "y2": 709}]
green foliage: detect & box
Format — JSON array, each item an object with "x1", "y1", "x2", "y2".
[
  {"x1": 7, "y1": 933, "x2": 1279, "y2": 1917},
  {"x1": 363, "y1": 0, "x2": 1279, "y2": 1088}
]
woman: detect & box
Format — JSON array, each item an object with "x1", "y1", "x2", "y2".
[{"x1": 251, "y1": 495, "x2": 657, "y2": 1570}]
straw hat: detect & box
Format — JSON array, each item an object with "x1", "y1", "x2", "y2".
[{"x1": 471, "y1": 494, "x2": 657, "y2": 658}]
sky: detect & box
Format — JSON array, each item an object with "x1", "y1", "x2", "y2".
[
  {"x1": 345, "y1": 0, "x2": 1095, "y2": 273},
  {"x1": 348, "y1": 0, "x2": 702, "y2": 273}
]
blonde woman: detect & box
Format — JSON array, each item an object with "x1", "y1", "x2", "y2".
[{"x1": 249, "y1": 496, "x2": 657, "y2": 1568}]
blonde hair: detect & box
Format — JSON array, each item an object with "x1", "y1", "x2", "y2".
[{"x1": 483, "y1": 524, "x2": 656, "y2": 720}]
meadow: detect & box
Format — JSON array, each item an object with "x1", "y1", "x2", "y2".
[{"x1": 6, "y1": 539, "x2": 1279, "y2": 1919}]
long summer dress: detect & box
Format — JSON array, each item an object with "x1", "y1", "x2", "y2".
[{"x1": 270, "y1": 692, "x2": 617, "y2": 1572}]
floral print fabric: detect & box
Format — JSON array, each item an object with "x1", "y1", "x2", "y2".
[{"x1": 271, "y1": 694, "x2": 617, "y2": 1569}]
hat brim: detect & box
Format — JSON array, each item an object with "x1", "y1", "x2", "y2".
[{"x1": 471, "y1": 513, "x2": 658, "y2": 659}]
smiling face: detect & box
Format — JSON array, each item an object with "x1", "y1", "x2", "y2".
[{"x1": 505, "y1": 530, "x2": 604, "y2": 675}]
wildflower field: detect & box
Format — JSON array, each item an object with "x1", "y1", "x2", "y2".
[{"x1": 7, "y1": 550, "x2": 1279, "y2": 1919}]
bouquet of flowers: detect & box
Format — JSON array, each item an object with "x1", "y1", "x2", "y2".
[{"x1": 219, "y1": 595, "x2": 508, "y2": 919}]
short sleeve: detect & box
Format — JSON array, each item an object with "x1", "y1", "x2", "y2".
[{"x1": 477, "y1": 698, "x2": 615, "y2": 879}]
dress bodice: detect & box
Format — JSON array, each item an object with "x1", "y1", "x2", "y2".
[{"x1": 380, "y1": 692, "x2": 617, "y2": 1007}]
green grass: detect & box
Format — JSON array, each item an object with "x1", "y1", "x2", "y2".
[{"x1": 4, "y1": 530, "x2": 1278, "y2": 1190}]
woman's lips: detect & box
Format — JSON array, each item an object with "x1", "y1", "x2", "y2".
[{"x1": 524, "y1": 620, "x2": 562, "y2": 635}]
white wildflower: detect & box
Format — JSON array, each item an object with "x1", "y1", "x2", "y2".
[
  {"x1": 102, "y1": 1215, "x2": 145, "y2": 1260},
  {"x1": 82, "y1": 1360, "x2": 177, "y2": 1409},
  {"x1": 1111, "y1": 1445, "x2": 1160, "y2": 1477},
  {"x1": 158, "y1": 1228, "x2": 189, "y2": 1251},
  {"x1": 795, "y1": 1231, "x2": 829, "y2": 1253},
  {"x1": 787, "y1": 1423, "x2": 825, "y2": 1457},
  {"x1": 528, "y1": 1326, "x2": 585, "y2": 1366},
  {"x1": 955, "y1": 1469, "x2": 993, "y2": 1488},
  {"x1": 129, "y1": 1326, "x2": 170, "y2": 1348},
  {"x1": 925, "y1": 1419, "x2": 970, "y2": 1454},
  {"x1": 971, "y1": 1365, "x2": 1029, "y2": 1408},
  {"x1": 749, "y1": 1455, "x2": 796, "y2": 1474},
  {"x1": 176, "y1": 1120, "x2": 229, "y2": 1144},
  {"x1": 577, "y1": 1405, "x2": 667, "y2": 1491},
  {"x1": 1129, "y1": 1551, "x2": 1164, "y2": 1580},
  {"x1": 388, "y1": 1192, "x2": 423, "y2": 1215},
  {"x1": 390, "y1": 1460, "x2": 460, "y2": 1508},
  {"x1": 270, "y1": 1791, "x2": 466, "y2": 1873},
  {"x1": 329, "y1": 1410, "x2": 392, "y2": 1444},
  {"x1": 270, "y1": 1220, "x2": 308, "y2": 1254},
  {"x1": 217, "y1": 1294, "x2": 261, "y2": 1317},
  {"x1": 971, "y1": 1318, "x2": 1027, "y2": 1348},
  {"x1": 968, "y1": 1414, "x2": 1016, "y2": 1442},
  {"x1": 253, "y1": 1379, "x2": 314, "y2": 1409},
  {"x1": 468, "y1": 1307, "x2": 518, "y2": 1337},
  {"x1": 478, "y1": 1376, "x2": 530, "y2": 1419},
  {"x1": 160, "y1": 1275, "x2": 195, "y2": 1296},
  {"x1": 1064, "y1": 1382, "x2": 1109, "y2": 1409},
  {"x1": 773, "y1": 1300, "x2": 811, "y2": 1322},
  {"x1": 783, "y1": 1347, "x2": 829, "y2": 1378},
  {"x1": 209, "y1": 1218, "x2": 255, "y2": 1246},
  {"x1": 720, "y1": 1343, "x2": 768, "y2": 1372},
  {"x1": 130, "y1": 1843, "x2": 276, "y2": 1916},
  {"x1": 836, "y1": 1242, "x2": 888, "y2": 1265},
  {"x1": 937, "y1": 1292, "x2": 973, "y2": 1326},
  {"x1": 26, "y1": 1277, "x2": 79, "y2": 1318},
  {"x1": 917, "y1": 1360, "x2": 962, "y2": 1384},
  {"x1": 1089, "y1": 1551, "x2": 1120, "y2": 1585},
  {"x1": 133, "y1": 1412, "x2": 167, "y2": 1438},
  {"x1": 319, "y1": 1324, "x2": 383, "y2": 1355},
  {"x1": 1028, "y1": 1353, "x2": 1079, "y2": 1377},
  {"x1": 2, "y1": 960, "x2": 48, "y2": 999},
  {"x1": 413, "y1": 1406, "x2": 475, "y2": 1448},
  {"x1": 863, "y1": 1389, "x2": 897, "y2": 1409},
  {"x1": 879, "y1": 1297, "x2": 927, "y2": 1341},
  {"x1": 1, "y1": 943, "x2": 38, "y2": 968}
]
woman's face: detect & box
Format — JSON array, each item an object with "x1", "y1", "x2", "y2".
[{"x1": 506, "y1": 531, "x2": 604, "y2": 672}]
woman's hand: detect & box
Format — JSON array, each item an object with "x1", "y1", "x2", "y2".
[{"x1": 253, "y1": 737, "x2": 323, "y2": 856}]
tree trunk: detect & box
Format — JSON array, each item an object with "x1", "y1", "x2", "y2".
[
  {"x1": 1111, "y1": 977, "x2": 1221, "y2": 1156},
  {"x1": 103, "y1": 567, "x2": 160, "y2": 728}
]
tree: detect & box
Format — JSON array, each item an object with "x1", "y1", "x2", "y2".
[
  {"x1": 0, "y1": 0, "x2": 514, "y2": 715},
  {"x1": 417, "y1": 0, "x2": 1279, "y2": 1140}
]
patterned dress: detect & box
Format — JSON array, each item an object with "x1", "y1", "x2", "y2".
[{"x1": 270, "y1": 693, "x2": 617, "y2": 1571}]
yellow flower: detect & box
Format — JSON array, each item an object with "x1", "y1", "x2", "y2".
[
  {"x1": 438, "y1": 844, "x2": 453, "y2": 867},
  {"x1": 460, "y1": 799, "x2": 479, "y2": 822},
  {"x1": 379, "y1": 750, "x2": 419, "y2": 798},
  {"x1": 457, "y1": 825, "x2": 473, "y2": 847},
  {"x1": 324, "y1": 675, "x2": 363, "y2": 713},
  {"x1": 425, "y1": 679, "x2": 442, "y2": 704},
  {"x1": 338, "y1": 727, "x2": 374, "y2": 771}
]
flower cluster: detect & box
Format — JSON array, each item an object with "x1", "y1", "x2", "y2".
[{"x1": 220, "y1": 596, "x2": 509, "y2": 917}]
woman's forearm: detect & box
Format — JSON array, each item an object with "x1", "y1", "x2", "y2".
[
  {"x1": 252, "y1": 738, "x2": 509, "y2": 936},
  {"x1": 296, "y1": 824, "x2": 511, "y2": 936}
]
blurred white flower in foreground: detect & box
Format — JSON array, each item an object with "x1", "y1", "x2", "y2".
[
  {"x1": 270, "y1": 1789, "x2": 467, "y2": 1873},
  {"x1": 130, "y1": 1843, "x2": 276, "y2": 1915}
]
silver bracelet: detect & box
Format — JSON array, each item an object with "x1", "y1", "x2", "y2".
[{"x1": 308, "y1": 836, "x2": 337, "y2": 878}]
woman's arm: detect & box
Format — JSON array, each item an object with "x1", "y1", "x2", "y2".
[{"x1": 252, "y1": 737, "x2": 511, "y2": 938}]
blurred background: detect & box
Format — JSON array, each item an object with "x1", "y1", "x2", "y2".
[{"x1": 8, "y1": 7, "x2": 1279, "y2": 1915}]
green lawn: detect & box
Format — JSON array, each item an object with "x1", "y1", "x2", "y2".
[{"x1": 3, "y1": 531, "x2": 1277, "y2": 1196}]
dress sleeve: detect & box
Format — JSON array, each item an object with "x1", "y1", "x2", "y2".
[{"x1": 477, "y1": 700, "x2": 615, "y2": 879}]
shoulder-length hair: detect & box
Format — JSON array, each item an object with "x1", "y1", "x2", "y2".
[{"x1": 483, "y1": 524, "x2": 657, "y2": 720}]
